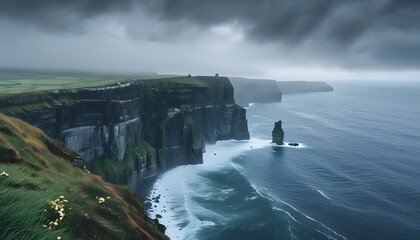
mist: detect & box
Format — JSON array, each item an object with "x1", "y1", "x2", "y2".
[{"x1": 1, "y1": 0, "x2": 419, "y2": 80}]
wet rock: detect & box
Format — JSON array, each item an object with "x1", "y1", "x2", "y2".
[
  {"x1": 153, "y1": 218, "x2": 167, "y2": 234},
  {"x1": 272, "y1": 121, "x2": 285, "y2": 145},
  {"x1": 145, "y1": 201, "x2": 152, "y2": 209}
]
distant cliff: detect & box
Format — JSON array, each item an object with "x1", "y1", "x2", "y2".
[
  {"x1": 0, "y1": 76, "x2": 250, "y2": 192},
  {"x1": 230, "y1": 77, "x2": 282, "y2": 107},
  {"x1": 230, "y1": 77, "x2": 333, "y2": 107},
  {"x1": 277, "y1": 81, "x2": 333, "y2": 94}
]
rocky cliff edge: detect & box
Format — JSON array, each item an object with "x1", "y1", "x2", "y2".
[{"x1": 0, "y1": 76, "x2": 250, "y2": 192}]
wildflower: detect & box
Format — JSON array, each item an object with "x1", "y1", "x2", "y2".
[
  {"x1": 106, "y1": 197, "x2": 111, "y2": 200},
  {"x1": 98, "y1": 197, "x2": 106, "y2": 204},
  {"x1": 0, "y1": 171, "x2": 9, "y2": 177},
  {"x1": 57, "y1": 237, "x2": 62, "y2": 240},
  {"x1": 45, "y1": 196, "x2": 68, "y2": 229}
]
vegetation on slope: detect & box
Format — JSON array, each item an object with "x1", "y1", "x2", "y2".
[
  {"x1": 0, "y1": 96, "x2": 77, "y2": 115},
  {"x1": 0, "y1": 114, "x2": 168, "y2": 240},
  {"x1": 91, "y1": 139, "x2": 156, "y2": 180}
]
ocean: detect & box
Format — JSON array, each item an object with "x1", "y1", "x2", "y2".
[{"x1": 147, "y1": 81, "x2": 420, "y2": 240}]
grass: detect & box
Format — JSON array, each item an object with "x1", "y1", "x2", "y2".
[
  {"x1": 0, "y1": 113, "x2": 168, "y2": 240},
  {"x1": 0, "y1": 71, "x2": 231, "y2": 97},
  {"x1": 0, "y1": 95, "x2": 78, "y2": 115},
  {"x1": 0, "y1": 70, "x2": 179, "y2": 96},
  {"x1": 183, "y1": 114, "x2": 193, "y2": 125},
  {"x1": 92, "y1": 149, "x2": 134, "y2": 179},
  {"x1": 0, "y1": 165, "x2": 71, "y2": 240},
  {"x1": 136, "y1": 76, "x2": 231, "y2": 89},
  {"x1": 92, "y1": 139, "x2": 156, "y2": 179},
  {"x1": 192, "y1": 137, "x2": 201, "y2": 150},
  {"x1": 0, "y1": 71, "x2": 231, "y2": 123},
  {"x1": 134, "y1": 140, "x2": 155, "y2": 157}
]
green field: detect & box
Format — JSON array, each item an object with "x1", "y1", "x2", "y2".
[{"x1": 0, "y1": 70, "x2": 178, "y2": 96}]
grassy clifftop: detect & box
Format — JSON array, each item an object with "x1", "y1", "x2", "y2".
[
  {"x1": 0, "y1": 70, "x2": 232, "y2": 96},
  {"x1": 0, "y1": 114, "x2": 168, "y2": 240},
  {"x1": 0, "y1": 70, "x2": 232, "y2": 97}
]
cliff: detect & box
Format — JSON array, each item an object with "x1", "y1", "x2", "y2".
[
  {"x1": 229, "y1": 77, "x2": 282, "y2": 107},
  {"x1": 0, "y1": 113, "x2": 168, "y2": 240},
  {"x1": 0, "y1": 76, "x2": 250, "y2": 192},
  {"x1": 277, "y1": 81, "x2": 333, "y2": 94},
  {"x1": 229, "y1": 77, "x2": 333, "y2": 107}
]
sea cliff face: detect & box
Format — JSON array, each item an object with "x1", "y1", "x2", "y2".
[
  {"x1": 230, "y1": 77, "x2": 282, "y2": 107},
  {"x1": 277, "y1": 81, "x2": 333, "y2": 94},
  {"x1": 0, "y1": 76, "x2": 249, "y2": 192}
]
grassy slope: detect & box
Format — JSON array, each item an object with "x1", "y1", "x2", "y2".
[{"x1": 0, "y1": 114, "x2": 168, "y2": 240}]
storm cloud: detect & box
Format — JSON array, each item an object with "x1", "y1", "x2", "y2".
[{"x1": 0, "y1": 0, "x2": 419, "y2": 76}]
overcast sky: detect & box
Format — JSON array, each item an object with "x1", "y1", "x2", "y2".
[{"x1": 0, "y1": 0, "x2": 419, "y2": 80}]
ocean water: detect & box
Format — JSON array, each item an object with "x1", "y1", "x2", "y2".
[{"x1": 147, "y1": 81, "x2": 420, "y2": 240}]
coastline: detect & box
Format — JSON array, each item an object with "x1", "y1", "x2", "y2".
[{"x1": 145, "y1": 138, "x2": 270, "y2": 239}]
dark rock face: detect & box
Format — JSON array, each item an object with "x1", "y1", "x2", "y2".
[
  {"x1": 272, "y1": 121, "x2": 284, "y2": 145},
  {"x1": 0, "y1": 76, "x2": 250, "y2": 192}
]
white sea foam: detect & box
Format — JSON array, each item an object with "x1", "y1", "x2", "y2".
[
  {"x1": 271, "y1": 142, "x2": 307, "y2": 148},
  {"x1": 244, "y1": 196, "x2": 258, "y2": 201},
  {"x1": 316, "y1": 189, "x2": 332, "y2": 201},
  {"x1": 248, "y1": 180, "x2": 346, "y2": 240},
  {"x1": 148, "y1": 137, "x2": 347, "y2": 240},
  {"x1": 147, "y1": 138, "x2": 271, "y2": 240}
]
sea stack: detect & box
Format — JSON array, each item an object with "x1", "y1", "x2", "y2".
[{"x1": 272, "y1": 121, "x2": 284, "y2": 145}]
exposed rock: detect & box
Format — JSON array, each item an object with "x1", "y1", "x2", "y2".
[
  {"x1": 153, "y1": 218, "x2": 167, "y2": 234},
  {"x1": 288, "y1": 143, "x2": 299, "y2": 146},
  {"x1": 0, "y1": 76, "x2": 250, "y2": 192},
  {"x1": 272, "y1": 121, "x2": 284, "y2": 145},
  {"x1": 145, "y1": 201, "x2": 152, "y2": 209}
]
